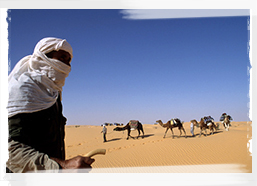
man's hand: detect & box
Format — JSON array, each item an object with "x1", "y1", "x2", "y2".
[{"x1": 51, "y1": 156, "x2": 95, "y2": 169}]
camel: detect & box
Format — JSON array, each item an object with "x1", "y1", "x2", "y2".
[
  {"x1": 156, "y1": 118, "x2": 187, "y2": 139},
  {"x1": 191, "y1": 117, "x2": 217, "y2": 137},
  {"x1": 223, "y1": 115, "x2": 232, "y2": 131},
  {"x1": 113, "y1": 120, "x2": 144, "y2": 140},
  {"x1": 220, "y1": 113, "x2": 233, "y2": 131}
]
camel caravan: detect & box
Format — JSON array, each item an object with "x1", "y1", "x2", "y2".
[
  {"x1": 189, "y1": 113, "x2": 232, "y2": 137},
  {"x1": 111, "y1": 113, "x2": 232, "y2": 140},
  {"x1": 190, "y1": 116, "x2": 218, "y2": 137}
]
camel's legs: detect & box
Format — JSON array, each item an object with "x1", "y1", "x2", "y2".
[
  {"x1": 227, "y1": 122, "x2": 230, "y2": 131},
  {"x1": 179, "y1": 129, "x2": 182, "y2": 137},
  {"x1": 137, "y1": 128, "x2": 144, "y2": 139},
  {"x1": 178, "y1": 128, "x2": 186, "y2": 138},
  {"x1": 140, "y1": 127, "x2": 145, "y2": 138},
  {"x1": 204, "y1": 129, "x2": 207, "y2": 136},
  {"x1": 182, "y1": 127, "x2": 187, "y2": 138},
  {"x1": 224, "y1": 123, "x2": 227, "y2": 131},
  {"x1": 199, "y1": 128, "x2": 207, "y2": 137},
  {"x1": 199, "y1": 128, "x2": 203, "y2": 137},
  {"x1": 163, "y1": 128, "x2": 169, "y2": 138},
  {"x1": 137, "y1": 129, "x2": 141, "y2": 139},
  {"x1": 214, "y1": 124, "x2": 218, "y2": 132},
  {"x1": 223, "y1": 122, "x2": 229, "y2": 131},
  {"x1": 127, "y1": 129, "x2": 131, "y2": 140},
  {"x1": 170, "y1": 128, "x2": 174, "y2": 139}
]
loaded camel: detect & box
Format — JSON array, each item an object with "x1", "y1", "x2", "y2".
[
  {"x1": 220, "y1": 113, "x2": 233, "y2": 131},
  {"x1": 223, "y1": 115, "x2": 231, "y2": 131},
  {"x1": 113, "y1": 120, "x2": 144, "y2": 140},
  {"x1": 156, "y1": 118, "x2": 187, "y2": 139},
  {"x1": 190, "y1": 116, "x2": 218, "y2": 137}
]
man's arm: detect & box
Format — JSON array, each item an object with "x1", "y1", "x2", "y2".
[
  {"x1": 7, "y1": 140, "x2": 60, "y2": 173},
  {"x1": 7, "y1": 140, "x2": 95, "y2": 173}
]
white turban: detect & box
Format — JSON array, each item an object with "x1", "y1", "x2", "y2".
[{"x1": 7, "y1": 37, "x2": 73, "y2": 118}]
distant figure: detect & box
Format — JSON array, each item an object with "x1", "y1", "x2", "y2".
[
  {"x1": 220, "y1": 113, "x2": 233, "y2": 131},
  {"x1": 190, "y1": 121, "x2": 195, "y2": 137},
  {"x1": 101, "y1": 125, "x2": 107, "y2": 142}
]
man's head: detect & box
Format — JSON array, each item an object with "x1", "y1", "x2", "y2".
[
  {"x1": 8, "y1": 37, "x2": 74, "y2": 118},
  {"x1": 34, "y1": 37, "x2": 73, "y2": 66}
]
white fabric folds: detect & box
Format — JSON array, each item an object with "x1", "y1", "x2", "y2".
[{"x1": 7, "y1": 37, "x2": 73, "y2": 118}]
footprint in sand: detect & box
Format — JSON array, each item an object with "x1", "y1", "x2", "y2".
[
  {"x1": 110, "y1": 147, "x2": 121, "y2": 151},
  {"x1": 107, "y1": 149, "x2": 112, "y2": 152}
]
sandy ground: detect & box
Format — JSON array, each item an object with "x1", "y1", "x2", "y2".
[{"x1": 64, "y1": 121, "x2": 252, "y2": 173}]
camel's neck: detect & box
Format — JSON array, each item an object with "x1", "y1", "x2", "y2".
[
  {"x1": 157, "y1": 121, "x2": 164, "y2": 127},
  {"x1": 122, "y1": 124, "x2": 130, "y2": 130},
  {"x1": 115, "y1": 126, "x2": 126, "y2": 131},
  {"x1": 199, "y1": 119, "x2": 205, "y2": 125}
]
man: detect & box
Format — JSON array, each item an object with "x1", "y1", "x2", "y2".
[
  {"x1": 190, "y1": 121, "x2": 195, "y2": 137},
  {"x1": 101, "y1": 125, "x2": 107, "y2": 142},
  {"x1": 6, "y1": 37, "x2": 94, "y2": 173}
]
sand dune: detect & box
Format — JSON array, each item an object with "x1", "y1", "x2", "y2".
[{"x1": 64, "y1": 121, "x2": 252, "y2": 173}]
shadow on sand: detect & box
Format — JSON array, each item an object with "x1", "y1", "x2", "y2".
[
  {"x1": 105, "y1": 138, "x2": 122, "y2": 142},
  {"x1": 163, "y1": 135, "x2": 188, "y2": 139},
  {"x1": 186, "y1": 130, "x2": 224, "y2": 138},
  {"x1": 129, "y1": 133, "x2": 154, "y2": 139},
  {"x1": 107, "y1": 134, "x2": 155, "y2": 142}
]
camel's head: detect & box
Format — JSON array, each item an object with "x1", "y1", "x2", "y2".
[
  {"x1": 191, "y1": 120, "x2": 199, "y2": 127},
  {"x1": 156, "y1": 120, "x2": 161, "y2": 123},
  {"x1": 113, "y1": 127, "x2": 124, "y2": 131},
  {"x1": 198, "y1": 118, "x2": 205, "y2": 125},
  {"x1": 113, "y1": 127, "x2": 119, "y2": 131}
]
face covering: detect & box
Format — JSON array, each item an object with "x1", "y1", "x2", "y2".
[{"x1": 7, "y1": 37, "x2": 73, "y2": 118}]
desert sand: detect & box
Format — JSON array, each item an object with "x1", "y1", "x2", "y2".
[{"x1": 64, "y1": 121, "x2": 252, "y2": 173}]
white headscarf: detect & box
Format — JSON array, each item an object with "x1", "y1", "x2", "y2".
[{"x1": 7, "y1": 37, "x2": 73, "y2": 118}]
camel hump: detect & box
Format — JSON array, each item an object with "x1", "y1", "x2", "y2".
[{"x1": 129, "y1": 120, "x2": 139, "y2": 130}]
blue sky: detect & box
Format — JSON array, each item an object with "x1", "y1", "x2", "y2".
[{"x1": 7, "y1": 9, "x2": 250, "y2": 125}]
